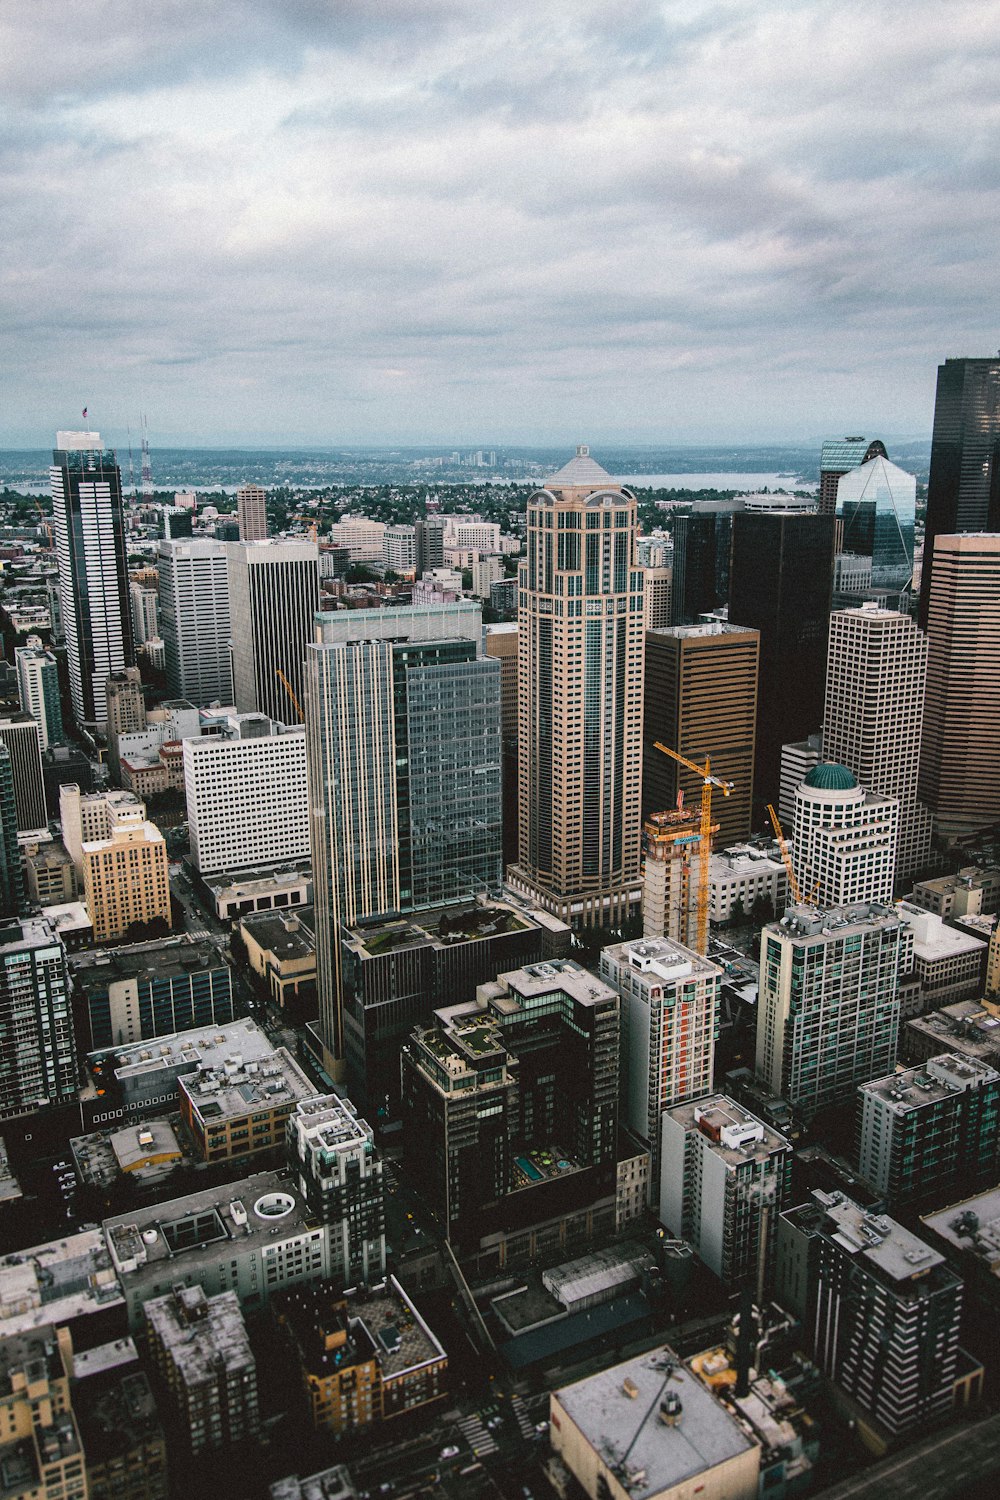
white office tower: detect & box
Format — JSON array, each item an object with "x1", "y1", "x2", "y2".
[
  {"x1": 227, "y1": 541, "x2": 320, "y2": 725},
  {"x1": 756, "y1": 902, "x2": 909, "y2": 1120},
  {"x1": 792, "y1": 763, "x2": 899, "y2": 907},
  {"x1": 158, "y1": 539, "x2": 234, "y2": 706},
  {"x1": 236, "y1": 483, "x2": 268, "y2": 542},
  {"x1": 778, "y1": 734, "x2": 822, "y2": 829},
  {"x1": 50, "y1": 431, "x2": 134, "y2": 724},
  {"x1": 383, "y1": 525, "x2": 417, "y2": 573},
  {"x1": 129, "y1": 581, "x2": 159, "y2": 645},
  {"x1": 600, "y1": 936, "x2": 722, "y2": 1204},
  {"x1": 659, "y1": 1096, "x2": 792, "y2": 1289},
  {"x1": 183, "y1": 713, "x2": 308, "y2": 875},
  {"x1": 823, "y1": 605, "x2": 932, "y2": 881}
]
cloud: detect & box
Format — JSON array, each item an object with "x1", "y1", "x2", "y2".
[{"x1": 2, "y1": 0, "x2": 1000, "y2": 443}]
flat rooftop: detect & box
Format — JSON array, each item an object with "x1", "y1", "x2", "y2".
[
  {"x1": 241, "y1": 908, "x2": 316, "y2": 961},
  {"x1": 797, "y1": 1192, "x2": 947, "y2": 1285},
  {"x1": 72, "y1": 1340, "x2": 163, "y2": 1466},
  {"x1": 180, "y1": 1037, "x2": 314, "y2": 1126},
  {"x1": 602, "y1": 936, "x2": 720, "y2": 986},
  {"x1": 861, "y1": 1053, "x2": 999, "y2": 1113},
  {"x1": 770, "y1": 902, "x2": 903, "y2": 943},
  {"x1": 490, "y1": 957, "x2": 617, "y2": 1009},
  {"x1": 69, "y1": 935, "x2": 226, "y2": 994},
  {"x1": 203, "y1": 863, "x2": 312, "y2": 897},
  {"x1": 98, "y1": 1015, "x2": 277, "y2": 1085},
  {"x1": 342, "y1": 898, "x2": 532, "y2": 958},
  {"x1": 145, "y1": 1285, "x2": 253, "y2": 1383},
  {"x1": 666, "y1": 1095, "x2": 790, "y2": 1167},
  {"x1": 923, "y1": 1184, "x2": 1000, "y2": 1268},
  {"x1": 898, "y1": 902, "x2": 987, "y2": 961},
  {"x1": 554, "y1": 1346, "x2": 755, "y2": 1500},
  {"x1": 906, "y1": 1002, "x2": 1000, "y2": 1062},
  {"x1": 0, "y1": 1230, "x2": 123, "y2": 1336}
]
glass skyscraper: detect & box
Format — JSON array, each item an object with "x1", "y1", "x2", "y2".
[{"x1": 836, "y1": 454, "x2": 916, "y2": 590}]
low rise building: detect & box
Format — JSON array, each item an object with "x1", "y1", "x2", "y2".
[
  {"x1": 178, "y1": 1032, "x2": 315, "y2": 1165},
  {"x1": 708, "y1": 842, "x2": 789, "y2": 925},
  {"x1": 0, "y1": 1231, "x2": 123, "y2": 1341},
  {"x1": 144, "y1": 1285, "x2": 258, "y2": 1455},
  {"x1": 23, "y1": 839, "x2": 76, "y2": 907},
  {"x1": 72, "y1": 1337, "x2": 168, "y2": 1500},
  {"x1": 272, "y1": 1277, "x2": 447, "y2": 1435},
  {"x1": 239, "y1": 909, "x2": 316, "y2": 1014},
  {"x1": 70, "y1": 935, "x2": 234, "y2": 1052},
  {"x1": 902, "y1": 998, "x2": 1000, "y2": 1068},
  {"x1": 660, "y1": 1096, "x2": 792, "y2": 1289},
  {"x1": 857, "y1": 1053, "x2": 1000, "y2": 1206},
  {"x1": 550, "y1": 1346, "x2": 759, "y2": 1500},
  {"x1": 270, "y1": 1466, "x2": 357, "y2": 1500},
  {"x1": 897, "y1": 901, "x2": 988, "y2": 1011},
  {"x1": 202, "y1": 864, "x2": 312, "y2": 921},
  {"x1": 909, "y1": 866, "x2": 1000, "y2": 919}
]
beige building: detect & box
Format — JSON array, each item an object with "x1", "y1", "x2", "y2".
[
  {"x1": 236, "y1": 483, "x2": 268, "y2": 541},
  {"x1": 60, "y1": 784, "x2": 147, "y2": 879},
  {"x1": 82, "y1": 822, "x2": 171, "y2": 943},
  {"x1": 24, "y1": 839, "x2": 76, "y2": 906},
  {"x1": 919, "y1": 533, "x2": 1000, "y2": 839},
  {"x1": 510, "y1": 447, "x2": 645, "y2": 926},
  {"x1": 642, "y1": 622, "x2": 759, "y2": 848},
  {"x1": 641, "y1": 565, "x2": 672, "y2": 630},
  {"x1": 0, "y1": 1324, "x2": 87, "y2": 1500}
]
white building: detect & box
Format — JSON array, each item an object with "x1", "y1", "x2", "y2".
[
  {"x1": 382, "y1": 525, "x2": 417, "y2": 574},
  {"x1": 792, "y1": 762, "x2": 898, "y2": 907},
  {"x1": 471, "y1": 555, "x2": 503, "y2": 599},
  {"x1": 158, "y1": 539, "x2": 234, "y2": 707},
  {"x1": 327, "y1": 516, "x2": 386, "y2": 561},
  {"x1": 897, "y1": 901, "x2": 988, "y2": 1012},
  {"x1": 708, "y1": 842, "x2": 789, "y2": 924},
  {"x1": 823, "y1": 605, "x2": 932, "y2": 880},
  {"x1": 660, "y1": 1095, "x2": 792, "y2": 1287},
  {"x1": 15, "y1": 639, "x2": 63, "y2": 751},
  {"x1": 184, "y1": 713, "x2": 308, "y2": 875},
  {"x1": 129, "y1": 581, "x2": 159, "y2": 646},
  {"x1": 778, "y1": 734, "x2": 822, "y2": 829},
  {"x1": 227, "y1": 541, "x2": 320, "y2": 725},
  {"x1": 441, "y1": 517, "x2": 502, "y2": 553},
  {"x1": 600, "y1": 936, "x2": 721, "y2": 1203},
  {"x1": 60, "y1": 785, "x2": 146, "y2": 879}
]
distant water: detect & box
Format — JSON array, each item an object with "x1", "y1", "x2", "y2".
[{"x1": 620, "y1": 471, "x2": 817, "y2": 492}]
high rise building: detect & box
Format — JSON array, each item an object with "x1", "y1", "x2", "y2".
[
  {"x1": 414, "y1": 516, "x2": 446, "y2": 576},
  {"x1": 129, "y1": 579, "x2": 159, "y2": 645},
  {"x1": 836, "y1": 455, "x2": 916, "y2": 591},
  {"x1": 228, "y1": 541, "x2": 320, "y2": 725},
  {"x1": 184, "y1": 712, "x2": 308, "y2": 875},
  {"x1": 920, "y1": 357, "x2": 1000, "y2": 625},
  {"x1": 383, "y1": 524, "x2": 417, "y2": 574},
  {"x1": 287, "y1": 1094, "x2": 386, "y2": 1288},
  {"x1": 756, "y1": 902, "x2": 908, "y2": 1121},
  {"x1": 0, "y1": 707, "x2": 47, "y2": 831},
  {"x1": 236, "y1": 483, "x2": 268, "y2": 541},
  {"x1": 16, "y1": 640, "x2": 64, "y2": 751},
  {"x1": 639, "y1": 808, "x2": 703, "y2": 947},
  {"x1": 0, "y1": 746, "x2": 25, "y2": 918},
  {"x1": 600, "y1": 936, "x2": 722, "y2": 1199},
  {"x1": 158, "y1": 539, "x2": 234, "y2": 706},
  {"x1": 642, "y1": 622, "x2": 759, "y2": 846},
  {"x1": 0, "y1": 916, "x2": 75, "y2": 1120},
  {"x1": 818, "y1": 436, "x2": 887, "y2": 516},
  {"x1": 143, "y1": 1285, "x2": 259, "y2": 1455},
  {"x1": 857, "y1": 1053, "x2": 1000, "y2": 1207},
  {"x1": 919, "y1": 533, "x2": 1000, "y2": 839},
  {"x1": 60, "y1": 784, "x2": 146, "y2": 877},
  {"x1": 660, "y1": 1095, "x2": 792, "y2": 1288},
  {"x1": 641, "y1": 565, "x2": 672, "y2": 629},
  {"x1": 791, "y1": 763, "x2": 899, "y2": 908},
  {"x1": 105, "y1": 668, "x2": 146, "y2": 784},
  {"x1": 670, "y1": 499, "x2": 744, "y2": 624},
  {"x1": 50, "y1": 431, "x2": 134, "y2": 724},
  {"x1": 485, "y1": 622, "x2": 519, "y2": 868},
  {"x1": 824, "y1": 605, "x2": 932, "y2": 880},
  {"x1": 306, "y1": 601, "x2": 502, "y2": 1067},
  {"x1": 778, "y1": 733, "x2": 822, "y2": 829},
  {"x1": 82, "y1": 822, "x2": 171, "y2": 944},
  {"x1": 729, "y1": 510, "x2": 835, "y2": 811},
  {"x1": 511, "y1": 446, "x2": 645, "y2": 927},
  {"x1": 776, "y1": 1191, "x2": 962, "y2": 1444}
]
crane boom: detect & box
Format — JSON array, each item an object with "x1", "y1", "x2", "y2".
[
  {"x1": 765, "y1": 803, "x2": 802, "y2": 906},
  {"x1": 275, "y1": 668, "x2": 305, "y2": 723},
  {"x1": 654, "y1": 742, "x2": 734, "y2": 955}
]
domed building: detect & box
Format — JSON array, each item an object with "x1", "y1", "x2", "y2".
[{"x1": 792, "y1": 762, "x2": 899, "y2": 907}]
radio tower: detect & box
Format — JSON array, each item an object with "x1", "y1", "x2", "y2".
[
  {"x1": 126, "y1": 420, "x2": 137, "y2": 502},
  {"x1": 140, "y1": 414, "x2": 153, "y2": 499}
]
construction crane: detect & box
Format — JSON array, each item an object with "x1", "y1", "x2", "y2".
[
  {"x1": 765, "y1": 803, "x2": 802, "y2": 906},
  {"x1": 275, "y1": 669, "x2": 304, "y2": 723},
  {"x1": 32, "y1": 500, "x2": 54, "y2": 550},
  {"x1": 655, "y1": 742, "x2": 734, "y2": 956}
]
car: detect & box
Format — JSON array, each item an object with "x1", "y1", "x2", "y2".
[{"x1": 439, "y1": 1446, "x2": 460, "y2": 1460}]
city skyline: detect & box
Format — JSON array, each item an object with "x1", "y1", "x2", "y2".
[{"x1": 3, "y1": 4, "x2": 999, "y2": 446}]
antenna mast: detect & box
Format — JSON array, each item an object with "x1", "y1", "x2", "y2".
[{"x1": 140, "y1": 414, "x2": 153, "y2": 499}]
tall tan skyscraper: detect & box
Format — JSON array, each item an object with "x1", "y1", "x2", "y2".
[
  {"x1": 824, "y1": 604, "x2": 932, "y2": 880},
  {"x1": 509, "y1": 447, "x2": 644, "y2": 926},
  {"x1": 236, "y1": 483, "x2": 268, "y2": 541},
  {"x1": 642, "y1": 622, "x2": 759, "y2": 847},
  {"x1": 919, "y1": 533, "x2": 1000, "y2": 838}
]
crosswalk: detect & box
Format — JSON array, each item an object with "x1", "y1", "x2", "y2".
[
  {"x1": 456, "y1": 1412, "x2": 499, "y2": 1457},
  {"x1": 511, "y1": 1394, "x2": 535, "y2": 1441}
]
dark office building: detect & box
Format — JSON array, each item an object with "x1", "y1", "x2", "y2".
[
  {"x1": 400, "y1": 959, "x2": 619, "y2": 1264},
  {"x1": 671, "y1": 500, "x2": 743, "y2": 625},
  {"x1": 818, "y1": 436, "x2": 887, "y2": 516},
  {"x1": 0, "y1": 746, "x2": 25, "y2": 919},
  {"x1": 920, "y1": 357, "x2": 1000, "y2": 625},
  {"x1": 0, "y1": 707, "x2": 47, "y2": 832},
  {"x1": 70, "y1": 936, "x2": 235, "y2": 1052},
  {"x1": 729, "y1": 511, "x2": 835, "y2": 811}
]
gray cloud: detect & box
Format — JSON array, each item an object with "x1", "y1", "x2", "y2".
[{"x1": 2, "y1": 0, "x2": 1000, "y2": 444}]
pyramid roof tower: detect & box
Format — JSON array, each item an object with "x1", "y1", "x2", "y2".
[{"x1": 543, "y1": 445, "x2": 623, "y2": 500}]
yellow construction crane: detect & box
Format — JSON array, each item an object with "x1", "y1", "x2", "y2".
[
  {"x1": 32, "y1": 500, "x2": 54, "y2": 550},
  {"x1": 765, "y1": 803, "x2": 802, "y2": 906},
  {"x1": 655, "y1": 743, "x2": 734, "y2": 955},
  {"x1": 275, "y1": 668, "x2": 305, "y2": 723}
]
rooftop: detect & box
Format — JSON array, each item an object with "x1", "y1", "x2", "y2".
[
  {"x1": 666, "y1": 1095, "x2": 791, "y2": 1167},
  {"x1": 602, "y1": 936, "x2": 721, "y2": 988},
  {"x1": 861, "y1": 1053, "x2": 999, "y2": 1113},
  {"x1": 906, "y1": 1001, "x2": 1000, "y2": 1062},
  {"x1": 770, "y1": 901, "x2": 903, "y2": 944},
  {"x1": 803, "y1": 762, "x2": 858, "y2": 791},
  {"x1": 275, "y1": 1276, "x2": 445, "y2": 1384},
  {"x1": 554, "y1": 1346, "x2": 755, "y2": 1500},
  {"x1": 793, "y1": 1191, "x2": 948, "y2": 1286},
  {"x1": 92, "y1": 1015, "x2": 285, "y2": 1092},
  {"x1": 144, "y1": 1285, "x2": 253, "y2": 1384},
  {"x1": 289, "y1": 1094, "x2": 375, "y2": 1157},
  {"x1": 240, "y1": 909, "x2": 316, "y2": 962},
  {"x1": 69, "y1": 935, "x2": 227, "y2": 996},
  {"x1": 0, "y1": 1230, "x2": 123, "y2": 1337},
  {"x1": 202, "y1": 863, "x2": 312, "y2": 898},
  {"x1": 897, "y1": 902, "x2": 988, "y2": 961},
  {"x1": 180, "y1": 1038, "x2": 315, "y2": 1126},
  {"x1": 923, "y1": 1185, "x2": 1000, "y2": 1270},
  {"x1": 270, "y1": 1464, "x2": 357, "y2": 1500},
  {"x1": 342, "y1": 898, "x2": 532, "y2": 958},
  {"x1": 72, "y1": 1340, "x2": 163, "y2": 1467},
  {"x1": 543, "y1": 445, "x2": 619, "y2": 493}
]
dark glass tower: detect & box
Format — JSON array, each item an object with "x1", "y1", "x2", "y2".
[
  {"x1": 729, "y1": 511, "x2": 835, "y2": 812},
  {"x1": 920, "y1": 357, "x2": 1000, "y2": 625},
  {"x1": 670, "y1": 500, "x2": 742, "y2": 624},
  {"x1": 0, "y1": 746, "x2": 25, "y2": 919}
]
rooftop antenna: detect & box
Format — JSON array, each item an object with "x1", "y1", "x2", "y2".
[
  {"x1": 126, "y1": 420, "x2": 137, "y2": 502},
  {"x1": 140, "y1": 414, "x2": 153, "y2": 499}
]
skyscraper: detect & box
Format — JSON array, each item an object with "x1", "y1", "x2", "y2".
[
  {"x1": 0, "y1": 747, "x2": 25, "y2": 918},
  {"x1": 642, "y1": 622, "x2": 759, "y2": 846},
  {"x1": 835, "y1": 455, "x2": 916, "y2": 592},
  {"x1": 228, "y1": 541, "x2": 320, "y2": 724},
  {"x1": 824, "y1": 604, "x2": 932, "y2": 879},
  {"x1": 729, "y1": 510, "x2": 835, "y2": 811},
  {"x1": 818, "y1": 436, "x2": 887, "y2": 515},
  {"x1": 15, "y1": 640, "x2": 63, "y2": 751},
  {"x1": 920, "y1": 357, "x2": 1000, "y2": 624},
  {"x1": 49, "y1": 431, "x2": 134, "y2": 724},
  {"x1": 670, "y1": 499, "x2": 743, "y2": 624},
  {"x1": 792, "y1": 763, "x2": 899, "y2": 908},
  {"x1": 0, "y1": 916, "x2": 76, "y2": 1119},
  {"x1": 919, "y1": 533, "x2": 1000, "y2": 839},
  {"x1": 510, "y1": 446, "x2": 645, "y2": 927},
  {"x1": 305, "y1": 601, "x2": 502, "y2": 1069},
  {"x1": 158, "y1": 538, "x2": 234, "y2": 706},
  {"x1": 0, "y1": 708, "x2": 47, "y2": 832},
  {"x1": 236, "y1": 483, "x2": 268, "y2": 541}
]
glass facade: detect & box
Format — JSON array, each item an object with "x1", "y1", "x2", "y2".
[{"x1": 836, "y1": 456, "x2": 915, "y2": 590}]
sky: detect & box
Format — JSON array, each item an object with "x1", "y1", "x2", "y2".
[{"x1": 2, "y1": 0, "x2": 1000, "y2": 448}]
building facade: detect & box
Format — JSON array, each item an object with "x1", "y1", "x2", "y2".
[
  {"x1": 16, "y1": 641, "x2": 64, "y2": 751},
  {"x1": 144, "y1": 1285, "x2": 259, "y2": 1454},
  {"x1": 50, "y1": 431, "x2": 134, "y2": 724},
  {"x1": 835, "y1": 455, "x2": 916, "y2": 591},
  {"x1": 287, "y1": 1094, "x2": 387, "y2": 1289},
  {"x1": 819, "y1": 436, "x2": 887, "y2": 515},
  {"x1": 0, "y1": 747, "x2": 25, "y2": 918},
  {"x1": 236, "y1": 483, "x2": 268, "y2": 542},
  {"x1": 158, "y1": 539, "x2": 234, "y2": 706},
  {"x1": 184, "y1": 713, "x2": 308, "y2": 874},
  {"x1": 227, "y1": 540, "x2": 320, "y2": 725},
  {"x1": 0, "y1": 1324, "x2": 87, "y2": 1500},
  {"x1": 512, "y1": 447, "x2": 645, "y2": 927},
  {"x1": 82, "y1": 823, "x2": 171, "y2": 943},
  {"x1": 72, "y1": 935, "x2": 234, "y2": 1051},
  {"x1": 0, "y1": 708, "x2": 47, "y2": 832},
  {"x1": 791, "y1": 763, "x2": 899, "y2": 908},
  {"x1": 0, "y1": 916, "x2": 75, "y2": 1120}
]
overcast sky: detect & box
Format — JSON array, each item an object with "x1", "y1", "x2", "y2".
[{"x1": 2, "y1": 0, "x2": 999, "y2": 448}]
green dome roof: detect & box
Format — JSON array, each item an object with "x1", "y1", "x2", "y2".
[{"x1": 803, "y1": 762, "x2": 858, "y2": 791}]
